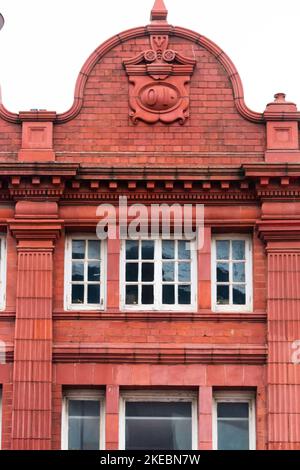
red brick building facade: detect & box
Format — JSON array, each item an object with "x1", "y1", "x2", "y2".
[{"x1": 0, "y1": 0, "x2": 299, "y2": 450}]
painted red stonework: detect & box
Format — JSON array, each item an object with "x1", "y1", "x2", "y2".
[{"x1": 0, "y1": 0, "x2": 299, "y2": 450}]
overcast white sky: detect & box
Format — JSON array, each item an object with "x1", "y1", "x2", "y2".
[{"x1": 0, "y1": 0, "x2": 300, "y2": 114}]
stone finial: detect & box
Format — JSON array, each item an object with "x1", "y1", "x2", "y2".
[
  {"x1": 151, "y1": 0, "x2": 168, "y2": 23},
  {"x1": 265, "y1": 92, "x2": 297, "y2": 114},
  {"x1": 274, "y1": 92, "x2": 286, "y2": 103}
]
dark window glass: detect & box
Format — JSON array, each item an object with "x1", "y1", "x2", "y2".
[
  {"x1": 142, "y1": 285, "x2": 154, "y2": 304},
  {"x1": 142, "y1": 241, "x2": 154, "y2": 260},
  {"x1": 126, "y1": 241, "x2": 139, "y2": 260},
  {"x1": 125, "y1": 401, "x2": 192, "y2": 450},
  {"x1": 72, "y1": 240, "x2": 85, "y2": 259},
  {"x1": 217, "y1": 285, "x2": 229, "y2": 304},
  {"x1": 178, "y1": 285, "x2": 191, "y2": 305},
  {"x1": 126, "y1": 263, "x2": 139, "y2": 282},
  {"x1": 126, "y1": 285, "x2": 138, "y2": 304},
  {"x1": 88, "y1": 285, "x2": 100, "y2": 304},
  {"x1": 162, "y1": 241, "x2": 175, "y2": 259},
  {"x1": 68, "y1": 400, "x2": 100, "y2": 450},
  {"x1": 72, "y1": 262, "x2": 84, "y2": 281},
  {"x1": 178, "y1": 241, "x2": 190, "y2": 260},
  {"x1": 218, "y1": 403, "x2": 249, "y2": 418},
  {"x1": 232, "y1": 240, "x2": 245, "y2": 260},
  {"x1": 88, "y1": 240, "x2": 101, "y2": 260},
  {"x1": 178, "y1": 263, "x2": 191, "y2": 282},
  {"x1": 72, "y1": 284, "x2": 84, "y2": 304},
  {"x1": 233, "y1": 285, "x2": 246, "y2": 305},
  {"x1": 216, "y1": 240, "x2": 229, "y2": 260},
  {"x1": 233, "y1": 263, "x2": 245, "y2": 282},
  {"x1": 217, "y1": 402, "x2": 250, "y2": 450},
  {"x1": 217, "y1": 263, "x2": 229, "y2": 282},
  {"x1": 88, "y1": 262, "x2": 100, "y2": 282},
  {"x1": 163, "y1": 285, "x2": 175, "y2": 304},
  {"x1": 162, "y1": 262, "x2": 175, "y2": 282},
  {"x1": 142, "y1": 263, "x2": 154, "y2": 282}
]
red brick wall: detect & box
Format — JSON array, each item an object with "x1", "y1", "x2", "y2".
[{"x1": 54, "y1": 36, "x2": 265, "y2": 163}]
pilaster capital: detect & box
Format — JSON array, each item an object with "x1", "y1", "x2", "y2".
[{"x1": 257, "y1": 219, "x2": 300, "y2": 252}]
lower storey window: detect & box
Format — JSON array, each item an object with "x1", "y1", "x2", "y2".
[
  {"x1": 213, "y1": 391, "x2": 256, "y2": 450},
  {"x1": 62, "y1": 391, "x2": 105, "y2": 450},
  {"x1": 120, "y1": 392, "x2": 197, "y2": 450}
]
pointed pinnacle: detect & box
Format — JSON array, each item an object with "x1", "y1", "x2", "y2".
[{"x1": 150, "y1": 0, "x2": 168, "y2": 23}]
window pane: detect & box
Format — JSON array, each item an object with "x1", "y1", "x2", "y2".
[
  {"x1": 163, "y1": 285, "x2": 175, "y2": 304},
  {"x1": 142, "y1": 263, "x2": 154, "y2": 282},
  {"x1": 178, "y1": 263, "x2": 191, "y2": 282},
  {"x1": 142, "y1": 241, "x2": 154, "y2": 260},
  {"x1": 216, "y1": 240, "x2": 229, "y2": 260},
  {"x1": 162, "y1": 240, "x2": 175, "y2": 259},
  {"x1": 72, "y1": 262, "x2": 84, "y2": 281},
  {"x1": 69, "y1": 400, "x2": 100, "y2": 417},
  {"x1": 218, "y1": 419, "x2": 249, "y2": 450},
  {"x1": 72, "y1": 240, "x2": 85, "y2": 259},
  {"x1": 178, "y1": 285, "x2": 191, "y2": 304},
  {"x1": 162, "y1": 262, "x2": 174, "y2": 281},
  {"x1": 233, "y1": 285, "x2": 246, "y2": 305},
  {"x1": 88, "y1": 240, "x2": 101, "y2": 260},
  {"x1": 126, "y1": 240, "x2": 139, "y2": 260},
  {"x1": 233, "y1": 263, "x2": 245, "y2": 282},
  {"x1": 218, "y1": 402, "x2": 249, "y2": 418},
  {"x1": 217, "y1": 285, "x2": 229, "y2": 304},
  {"x1": 68, "y1": 400, "x2": 100, "y2": 450},
  {"x1": 217, "y1": 263, "x2": 229, "y2": 282},
  {"x1": 126, "y1": 263, "x2": 138, "y2": 282},
  {"x1": 126, "y1": 285, "x2": 138, "y2": 304},
  {"x1": 232, "y1": 240, "x2": 245, "y2": 260},
  {"x1": 72, "y1": 284, "x2": 84, "y2": 304},
  {"x1": 125, "y1": 402, "x2": 192, "y2": 451},
  {"x1": 88, "y1": 262, "x2": 100, "y2": 282},
  {"x1": 126, "y1": 401, "x2": 191, "y2": 418},
  {"x1": 88, "y1": 285, "x2": 100, "y2": 304},
  {"x1": 178, "y1": 241, "x2": 191, "y2": 260},
  {"x1": 142, "y1": 285, "x2": 154, "y2": 304}
]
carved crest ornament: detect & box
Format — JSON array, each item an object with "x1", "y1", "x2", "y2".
[{"x1": 123, "y1": 1, "x2": 196, "y2": 125}]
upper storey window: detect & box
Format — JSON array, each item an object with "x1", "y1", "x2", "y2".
[
  {"x1": 65, "y1": 235, "x2": 106, "y2": 310},
  {"x1": 121, "y1": 239, "x2": 197, "y2": 311},
  {"x1": 212, "y1": 235, "x2": 252, "y2": 312}
]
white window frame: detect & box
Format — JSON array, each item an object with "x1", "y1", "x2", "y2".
[
  {"x1": 0, "y1": 236, "x2": 7, "y2": 311},
  {"x1": 120, "y1": 238, "x2": 197, "y2": 311},
  {"x1": 211, "y1": 234, "x2": 253, "y2": 313},
  {"x1": 119, "y1": 390, "x2": 198, "y2": 450},
  {"x1": 61, "y1": 389, "x2": 105, "y2": 450},
  {"x1": 212, "y1": 391, "x2": 256, "y2": 450},
  {"x1": 64, "y1": 234, "x2": 106, "y2": 311}
]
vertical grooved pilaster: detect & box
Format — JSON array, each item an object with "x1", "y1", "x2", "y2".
[
  {"x1": 267, "y1": 251, "x2": 300, "y2": 448},
  {"x1": 12, "y1": 248, "x2": 54, "y2": 450}
]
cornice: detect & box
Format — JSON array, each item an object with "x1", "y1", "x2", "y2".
[
  {"x1": 53, "y1": 343, "x2": 267, "y2": 365},
  {"x1": 1, "y1": 163, "x2": 300, "y2": 202}
]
